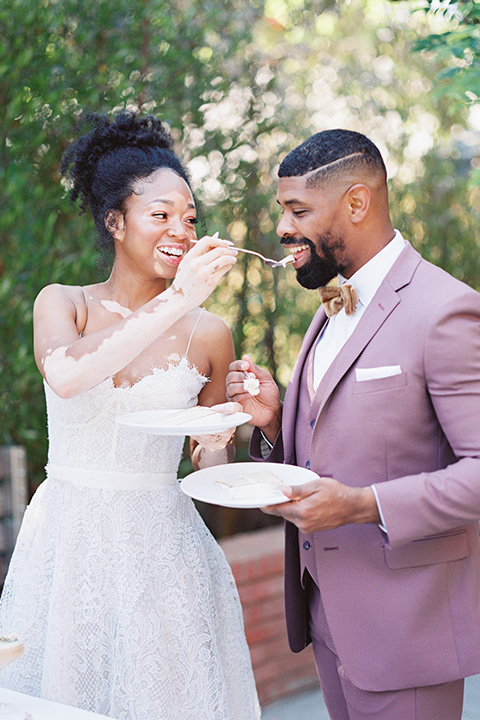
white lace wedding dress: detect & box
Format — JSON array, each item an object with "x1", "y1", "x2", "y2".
[{"x1": 0, "y1": 358, "x2": 260, "y2": 720}]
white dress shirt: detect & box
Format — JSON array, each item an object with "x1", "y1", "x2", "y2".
[{"x1": 313, "y1": 230, "x2": 406, "y2": 390}]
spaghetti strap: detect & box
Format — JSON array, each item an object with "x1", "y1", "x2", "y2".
[{"x1": 185, "y1": 307, "x2": 205, "y2": 357}]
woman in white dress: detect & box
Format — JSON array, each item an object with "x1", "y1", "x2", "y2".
[{"x1": 0, "y1": 111, "x2": 260, "y2": 720}]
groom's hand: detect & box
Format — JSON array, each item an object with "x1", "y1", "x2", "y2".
[
  {"x1": 226, "y1": 355, "x2": 281, "y2": 441},
  {"x1": 262, "y1": 477, "x2": 380, "y2": 533}
]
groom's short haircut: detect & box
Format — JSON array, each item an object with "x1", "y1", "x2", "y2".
[{"x1": 278, "y1": 129, "x2": 387, "y2": 188}]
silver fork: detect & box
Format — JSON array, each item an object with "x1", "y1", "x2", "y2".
[
  {"x1": 193, "y1": 234, "x2": 295, "y2": 268},
  {"x1": 233, "y1": 247, "x2": 295, "y2": 267}
]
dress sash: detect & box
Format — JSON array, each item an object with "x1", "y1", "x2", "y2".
[{"x1": 46, "y1": 463, "x2": 178, "y2": 489}]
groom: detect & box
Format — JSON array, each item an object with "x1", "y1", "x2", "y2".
[{"x1": 226, "y1": 129, "x2": 480, "y2": 719}]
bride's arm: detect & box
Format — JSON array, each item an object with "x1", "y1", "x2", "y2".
[
  {"x1": 189, "y1": 316, "x2": 238, "y2": 470},
  {"x1": 34, "y1": 237, "x2": 236, "y2": 398}
]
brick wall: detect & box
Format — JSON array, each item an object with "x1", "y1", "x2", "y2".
[{"x1": 220, "y1": 525, "x2": 318, "y2": 706}]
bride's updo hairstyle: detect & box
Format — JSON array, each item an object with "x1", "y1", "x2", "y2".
[{"x1": 60, "y1": 110, "x2": 193, "y2": 251}]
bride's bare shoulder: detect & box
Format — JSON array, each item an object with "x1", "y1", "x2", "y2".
[
  {"x1": 200, "y1": 309, "x2": 232, "y2": 337},
  {"x1": 34, "y1": 283, "x2": 79, "y2": 308},
  {"x1": 34, "y1": 283, "x2": 101, "y2": 306},
  {"x1": 195, "y1": 310, "x2": 234, "y2": 361},
  {"x1": 33, "y1": 284, "x2": 92, "y2": 327}
]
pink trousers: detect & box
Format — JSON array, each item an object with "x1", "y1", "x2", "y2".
[{"x1": 307, "y1": 577, "x2": 464, "y2": 720}]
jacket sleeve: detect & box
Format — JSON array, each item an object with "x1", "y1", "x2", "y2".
[{"x1": 373, "y1": 289, "x2": 480, "y2": 547}]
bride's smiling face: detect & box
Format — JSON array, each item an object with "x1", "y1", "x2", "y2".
[{"x1": 111, "y1": 168, "x2": 198, "y2": 279}]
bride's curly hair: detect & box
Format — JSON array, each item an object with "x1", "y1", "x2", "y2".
[{"x1": 60, "y1": 110, "x2": 194, "y2": 250}]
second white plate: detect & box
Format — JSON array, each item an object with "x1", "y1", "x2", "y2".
[{"x1": 181, "y1": 461, "x2": 318, "y2": 508}]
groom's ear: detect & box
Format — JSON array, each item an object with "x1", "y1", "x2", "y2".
[
  {"x1": 345, "y1": 184, "x2": 370, "y2": 223},
  {"x1": 105, "y1": 209, "x2": 125, "y2": 241}
]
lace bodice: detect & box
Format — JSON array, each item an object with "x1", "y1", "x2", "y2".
[{"x1": 45, "y1": 358, "x2": 208, "y2": 475}]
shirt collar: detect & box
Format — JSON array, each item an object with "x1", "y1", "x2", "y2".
[{"x1": 338, "y1": 230, "x2": 406, "y2": 309}]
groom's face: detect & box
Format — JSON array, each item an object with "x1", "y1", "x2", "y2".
[{"x1": 276, "y1": 175, "x2": 348, "y2": 289}]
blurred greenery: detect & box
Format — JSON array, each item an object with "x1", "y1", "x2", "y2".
[
  {"x1": 412, "y1": 0, "x2": 480, "y2": 107},
  {"x1": 411, "y1": 0, "x2": 480, "y2": 184},
  {"x1": 1, "y1": 0, "x2": 479, "y2": 537}
]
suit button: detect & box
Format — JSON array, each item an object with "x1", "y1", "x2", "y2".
[
  {"x1": 306, "y1": 460, "x2": 311, "y2": 469},
  {"x1": 303, "y1": 541, "x2": 310, "y2": 550},
  {"x1": 310, "y1": 419, "x2": 315, "y2": 428}
]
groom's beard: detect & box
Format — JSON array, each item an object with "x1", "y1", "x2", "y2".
[{"x1": 284, "y1": 234, "x2": 343, "y2": 290}]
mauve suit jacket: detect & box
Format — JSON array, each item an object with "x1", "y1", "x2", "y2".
[{"x1": 251, "y1": 241, "x2": 480, "y2": 692}]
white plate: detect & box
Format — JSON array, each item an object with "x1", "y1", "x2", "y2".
[
  {"x1": 180, "y1": 461, "x2": 318, "y2": 508},
  {"x1": 116, "y1": 409, "x2": 252, "y2": 436}
]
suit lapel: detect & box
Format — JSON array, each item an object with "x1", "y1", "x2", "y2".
[
  {"x1": 282, "y1": 241, "x2": 422, "y2": 456},
  {"x1": 311, "y1": 242, "x2": 422, "y2": 419}
]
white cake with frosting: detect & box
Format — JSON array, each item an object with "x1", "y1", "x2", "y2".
[
  {"x1": 0, "y1": 634, "x2": 24, "y2": 670},
  {"x1": 216, "y1": 470, "x2": 285, "y2": 500},
  {"x1": 243, "y1": 373, "x2": 260, "y2": 396},
  {"x1": 166, "y1": 406, "x2": 218, "y2": 425}
]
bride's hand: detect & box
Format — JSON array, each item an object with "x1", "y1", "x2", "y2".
[
  {"x1": 171, "y1": 235, "x2": 237, "y2": 309},
  {"x1": 190, "y1": 401, "x2": 242, "y2": 452}
]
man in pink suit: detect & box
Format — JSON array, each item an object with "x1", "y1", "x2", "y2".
[{"x1": 226, "y1": 129, "x2": 480, "y2": 719}]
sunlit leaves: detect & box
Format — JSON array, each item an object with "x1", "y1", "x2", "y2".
[{"x1": 413, "y1": 0, "x2": 480, "y2": 109}]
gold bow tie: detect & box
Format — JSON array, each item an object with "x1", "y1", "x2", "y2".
[{"x1": 318, "y1": 283, "x2": 358, "y2": 317}]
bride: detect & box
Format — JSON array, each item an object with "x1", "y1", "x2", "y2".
[{"x1": 0, "y1": 111, "x2": 260, "y2": 720}]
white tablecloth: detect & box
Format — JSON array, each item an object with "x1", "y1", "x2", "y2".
[{"x1": 0, "y1": 688, "x2": 116, "y2": 719}]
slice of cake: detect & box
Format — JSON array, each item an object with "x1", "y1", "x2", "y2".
[
  {"x1": 0, "y1": 634, "x2": 24, "y2": 670},
  {"x1": 166, "y1": 406, "x2": 218, "y2": 426},
  {"x1": 216, "y1": 470, "x2": 286, "y2": 501},
  {"x1": 243, "y1": 373, "x2": 260, "y2": 396}
]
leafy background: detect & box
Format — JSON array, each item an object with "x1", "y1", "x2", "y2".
[{"x1": 1, "y1": 0, "x2": 479, "y2": 537}]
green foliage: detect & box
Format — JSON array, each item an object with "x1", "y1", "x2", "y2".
[
  {"x1": 0, "y1": 0, "x2": 258, "y2": 485},
  {"x1": 1, "y1": 0, "x2": 479, "y2": 506},
  {"x1": 410, "y1": 0, "x2": 480, "y2": 185},
  {"x1": 413, "y1": 0, "x2": 480, "y2": 109},
  {"x1": 391, "y1": 153, "x2": 480, "y2": 282}
]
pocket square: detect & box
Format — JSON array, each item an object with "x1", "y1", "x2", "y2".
[{"x1": 355, "y1": 365, "x2": 402, "y2": 382}]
